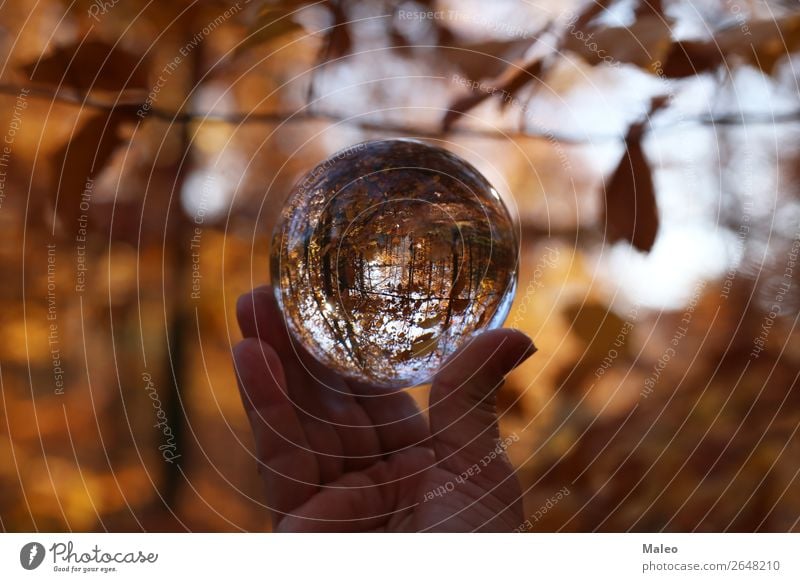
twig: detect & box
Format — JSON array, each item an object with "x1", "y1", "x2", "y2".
[{"x1": 0, "y1": 82, "x2": 798, "y2": 145}]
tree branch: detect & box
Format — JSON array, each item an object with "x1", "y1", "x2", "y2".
[{"x1": 0, "y1": 81, "x2": 797, "y2": 145}]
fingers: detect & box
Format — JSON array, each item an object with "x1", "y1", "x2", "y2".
[
  {"x1": 294, "y1": 380, "x2": 381, "y2": 477},
  {"x1": 237, "y1": 287, "x2": 381, "y2": 477},
  {"x1": 236, "y1": 286, "x2": 294, "y2": 355},
  {"x1": 278, "y1": 448, "x2": 433, "y2": 532},
  {"x1": 232, "y1": 338, "x2": 319, "y2": 527},
  {"x1": 350, "y1": 386, "x2": 430, "y2": 454},
  {"x1": 429, "y1": 329, "x2": 535, "y2": 475}
]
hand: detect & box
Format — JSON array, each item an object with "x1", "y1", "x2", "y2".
[{"x1": 232, "y1": 286, "x2": 535, "y2": 532}]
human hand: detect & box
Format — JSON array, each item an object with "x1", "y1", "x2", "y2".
[{"x1": 233, "y1": 286, "x2": 535, "y2": 532}]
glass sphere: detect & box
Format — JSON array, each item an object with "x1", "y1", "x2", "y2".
[{"x1": 271, "y1": 139, "x2": 518, "y2": 389}]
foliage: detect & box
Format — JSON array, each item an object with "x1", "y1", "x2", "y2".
[{"x1": 0, "y1": 0, "x2": 798, "y2": 532}]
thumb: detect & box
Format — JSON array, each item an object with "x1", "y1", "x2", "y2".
[{"x1": 429, "y1": 329, "x2": 535, "y2": 475}]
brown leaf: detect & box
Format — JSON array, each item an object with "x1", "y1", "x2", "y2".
[
  {"x1": 442, "y1": 58, "x2": 544, "y2": 131},
  {"x1": 384, "y1": 0, "x2": 448, "y2": 52},
  {"x1": 50, "y1": 107, "x2": 137, "y2": 228},
  {"x1": 410, "y1": 332, "x2": 438, "y2": 357},
  {"x1": 322, "y1": 0, "x2": 352, "y2": 61},
  {"x1": 305, "y1": 0, "x2": 351, "y2": 104},
  {"x1": 21, "y1": 40, "x2": 149, "y2": 92},
  {"x1": 388, "y1": 26, "x2": 414, "y2": 55},
  {"x1": 444, "y1": 38, "x2": 533, "y2": 81},
  {"x1": 573, "y1": 0, "x2": 615, "y2": 30},
  {"x1": 658, "y1": 40, "x2": 722, "y2": 78},
  {"x1": 634, "y1": 0, "x2": 664, "y2": 19},
  {"x1": 563, "y1": 15, "x2": 673, "y2": 69},
  {"x1": 236, "y1": 2, "x2": 305, "y2": 55},
  {"x1": 417, "y1": 314, "x2": 442, "y2": 329},
  {"x1": 564, "y1": 302, "x2": 629, "y2": 355},
  {"x1": 602, "y1": 123, "x2": 659, "y2": 252},
  {"x1": 656, "y1": 13, "x2": 800, "y2": 78},
  {"x1": 716, "y1": 12, "x2": 800, "y2": 74}
]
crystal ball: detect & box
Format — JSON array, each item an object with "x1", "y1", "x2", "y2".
[{"x1": 271, "y1": 139, "x2": 518, "y2": 389}]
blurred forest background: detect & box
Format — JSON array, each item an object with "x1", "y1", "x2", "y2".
[{"x1": 1, "y1": 0, "x2": 799, "y2": 532}]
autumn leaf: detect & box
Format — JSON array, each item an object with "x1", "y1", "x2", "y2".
[
  {"x1": 236, "y1": 1, "x2": 305, "y2": 55},
  {"x1": 581, "y1": 0, "x2": 619, "y2": 28},
  {"x1": 21, "y1": 39, "x2": 149, "y2": 92},
  {"x1": 443, "y1": 38, "x2": 532, "y2": 82},
  {"x1": 442, "y1": 58, "x2": 544, "y2": 131},
  {"x1": 563, "y1": 15, "x2": 673, "y2": 69},
  {"x1": 602, "y1": 120, "x2": 659, "y2": 252},
  {"x1": 410, "y1": 332, "x2": 438, "y2": 357},
  {"x1": 656, "y1": 13, "x2": 800, "y2": 78},
  {"x1": 388, "y1": 0, "x2": 455, "y2": 56},
  {"x1": 564, "y1": 302, "x2": 629, "y2": 355},
  {"x1": 658, "y1": 40, "x2": 722, "y2": 78},
  {"x1": 417, "y1": 314, "x2": 441, "y2": 329},
  {"x1": 633, "y1": 0, "x2": 664, "y2": 19},
  {"x1": 50, "y1": 106, "x2": 138, "y2": 228},
  {"x1": 306, "y1": 1, "x2": 352, "y2": 103},
  {"x1": 554, "y1": 301, "x2": 632, "y2": 398},
  {"x1": 321, "y1": 0, "x2": 352, "y2": 62},
  {"x1": 715, "y1": 12, "x2": 800, "y2": 74}
]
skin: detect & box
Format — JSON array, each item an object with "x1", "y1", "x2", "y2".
[{"x1": 232, "y1": 286, "x2": 536, "y2": 532}]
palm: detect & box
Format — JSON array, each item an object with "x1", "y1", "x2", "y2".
[{"x1": 233, "y1": 287, "x2": 534, "y2": 532}]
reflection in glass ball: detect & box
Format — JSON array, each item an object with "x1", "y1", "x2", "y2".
[{"x1": 271, "y1": 139, "x2": 518, "y2": 389}]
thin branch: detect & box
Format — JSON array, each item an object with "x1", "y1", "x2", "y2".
[{"x1": 0, "y1": 82, "x2": 798, "y2": 145}]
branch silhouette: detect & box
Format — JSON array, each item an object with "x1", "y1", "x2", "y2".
[{"x1": 0, "y1": 82, "x2": 797, "y2": 145}]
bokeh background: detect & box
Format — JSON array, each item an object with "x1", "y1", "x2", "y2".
[{"x1": 1, "y1": 0, "x2": 799, "y2": 532}]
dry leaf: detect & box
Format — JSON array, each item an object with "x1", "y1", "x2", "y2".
[
  {"x1": 659, "y1": 40, "x2": 722, "y2": 78},
  {"x1": 572, "y1": 0, "x2": 615, "y2": 30},
  {"x1": 442, "y1": 59, "x2": 544, "y2": 131},
  {"x1": 716, "y1": 12, "x2": 800, "y2": 74},
  {"x1": 564, "y1": 302, "x2": 629, "y2": 354},
  {"x1": 602, "y1": 122, "x2": 659, "y2": 252},
  {"x1": 237, "y1": 2, "x2": 305, "y2": 55},
  {"x1": 417, "y1": 314, "x2": 441, "y2": 329},
  {"x1": 322, "y1": 0, "x2": 352, "y2": 62},
  {"x1": 443, "y1": 38, "x2": 533, "y2": 82},
  {"x1": 22, "y1": 39, "x2": 149, "y2": 92},
  {"x1": 50, "y1": 107, "x2": 138, "y2": 228},
  {"x1": 657, "y1": 13, "x2": 800, "y2": 78},
  {"x1": 563, "y1": 15, "x2": 673, "y2": 69},
  {"x1": 410, "y1": 332, "x2": 438, "y2": 357},
  {"x1": 634, "y1": 0, "x2": 664, "y2": 19}
]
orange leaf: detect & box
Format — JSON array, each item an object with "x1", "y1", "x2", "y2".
[
  {"x1": 442, "y1": 59, "x2": 544, "y2": 131},
  {"x1": 563, "y1": 15, "x2": 673, "y2": 69},
  {"x1": 716, "y1": 12, "x2": 800, "y2": 75},
  {"x1": 659, "y1": 40, "x2": 722, "y2": 78},
  {"x1": 602, "y1": 124, "x2": 659, "y2": 252},
  {"x1": 22, "y1": 40, "x2": 149, "y2": 92},
  {"x1": 50, "y1": 107, "x2": 137, "y2": 228}
]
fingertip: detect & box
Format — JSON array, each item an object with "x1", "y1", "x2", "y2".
[
  {"x1": 233, "y1": 338, "x2": 288, "y2": 413},
  {"x1": 251, "y1": 285, "x2": 276, "y2": 303},
  {"x1": 236, "y1": 286, "x2": 280, "y2": 340},
  {"x1": 502, "y1": 328, "x2": 537, "y2": 362},
  {"x1": 435, "y1": 328, "x2": 535, "y2": 389},
  {"x1": 488, "y1": 327, "x2": 535, "y2": 350},
  {"x1": 236, "y1": 292, "x2": 258, "y2": 338}
]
